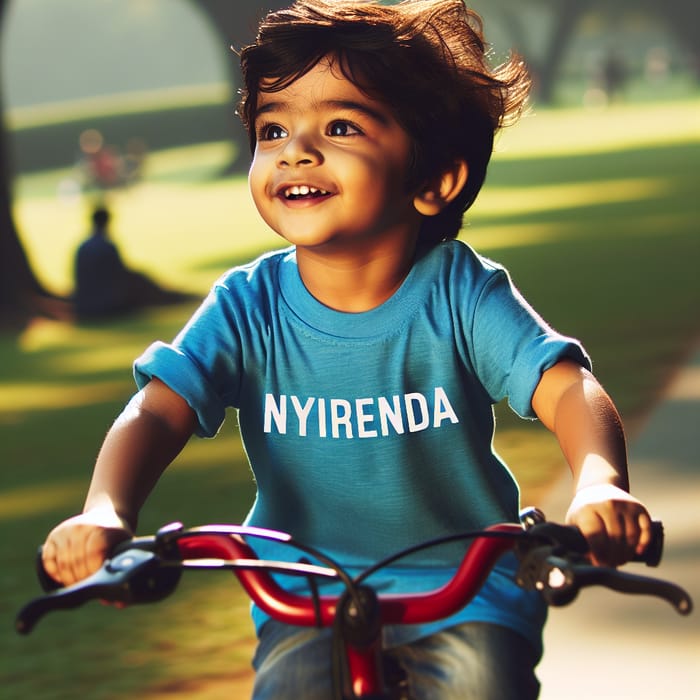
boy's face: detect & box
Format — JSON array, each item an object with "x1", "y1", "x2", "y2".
[{"x1": 248, "y1": 57, "x2": 422, "y2": 256}]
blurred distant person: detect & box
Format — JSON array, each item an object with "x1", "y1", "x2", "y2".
[
  {"x1": 584, "y1": 48, "x2": 629, "y2": 109},
  {"x1": 601, "y1": 49, "x2": 627, "y2": 102},
  {"x1": 78, "y1": 129, "x2": 124, "y2": 191},
  {"x1": 74, "y1": 206, "x2": 196, "y2": 320}
]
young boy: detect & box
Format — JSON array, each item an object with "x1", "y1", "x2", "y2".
[{"x1": 43, "y1": 1, "x2": 653, "y2": 697}]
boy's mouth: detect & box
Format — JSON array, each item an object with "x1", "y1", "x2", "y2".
[{"x1": 280, "y1": 185, "x2": 331, "y2": 200}]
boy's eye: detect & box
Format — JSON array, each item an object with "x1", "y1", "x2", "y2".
[
  {"x1": 258, "y1": 123, "x2": 288, "y2": 141},
  {"x1": 327, "y1": 121, "x2": 362, "y2": 137}
]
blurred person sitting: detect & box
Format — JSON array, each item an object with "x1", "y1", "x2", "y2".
[{"x1": 74, "y1": 206, "x2": 196, "y2": 320}]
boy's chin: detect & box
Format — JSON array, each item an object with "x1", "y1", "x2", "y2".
[{"x1": 274, "y1": 229, "x2": 340, "y2": 249}]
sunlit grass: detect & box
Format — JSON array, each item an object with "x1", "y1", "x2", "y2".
[
  {"x1": 0, "y1": 380, "x2": 132, "y2": 414},
  {"x1": 494, "y1": 98, "x2": 700, "y2": 158},
  {"x1": 0, "y1": 481, "x2": 87, "y2": 521},
  {"x1": 473, "y1": 176, "x2": 669, "y2": 222}
]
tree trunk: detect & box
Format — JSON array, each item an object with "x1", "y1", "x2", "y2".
[
  {"x1": 0, "y1": 0, "x2": 71, "y2": 330},
  {"x1": 194, "y1": 0, "x2": 289, "y2": 173},
  {"x1": 535, "y1": 0, "x2": 593, "y2": 103}
]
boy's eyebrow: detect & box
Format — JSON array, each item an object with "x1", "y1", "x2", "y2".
[{"x1": 255, "y1": 98, "x2": 391, "y2": 126}]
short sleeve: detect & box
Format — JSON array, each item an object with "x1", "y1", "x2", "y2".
[
  {"x1": 134, "y1": 341, "x2": 228, "y2": 438},
  {"x1": 470, "y1": 269, "x2": 591, "y2": 418},
  {"x1": 133, "y1": 283, "x2": 245, "y2": 438}
]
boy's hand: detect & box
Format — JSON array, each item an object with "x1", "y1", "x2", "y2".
[
  {"x1": 42, "y1": 508, "x2": 133, "y2": 587},
  {"x1": 565, "y1": 484, "x2": 653, "y2": 567}
]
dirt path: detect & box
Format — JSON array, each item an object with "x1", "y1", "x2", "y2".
[{"x1": 143, "y1": 671, "x2": 254, "y2": 700}]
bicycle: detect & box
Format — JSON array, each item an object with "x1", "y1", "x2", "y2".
[{"x1": 16, "y1": 508, "x2": 693, "y2": 700}]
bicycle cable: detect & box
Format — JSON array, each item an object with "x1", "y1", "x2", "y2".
[{"x1": 353, "y1": 528, "x2": 527, "y2": 585}]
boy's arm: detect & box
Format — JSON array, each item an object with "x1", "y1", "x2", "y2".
[
  {"x1": 531, "y1": 360, "x2": 653, "y2": 566},
  {"x1": 42, "y1": 378, "x2": 196, "y2": 585}
]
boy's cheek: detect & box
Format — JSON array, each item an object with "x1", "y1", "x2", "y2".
[{"x1": 248, "y1": 166, "x2": 269, "y2": 205}]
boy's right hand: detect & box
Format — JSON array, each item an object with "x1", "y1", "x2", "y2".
[{"x1": 42, "y1": 508, "x2": 133, "y2": 587}]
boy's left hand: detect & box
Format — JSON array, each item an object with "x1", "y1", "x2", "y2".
[{"x1": 565, "y1": 484, "x2": 653, "y2": 567}]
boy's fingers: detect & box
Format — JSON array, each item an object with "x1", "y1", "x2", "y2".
[
  {"x1": 42, "y1": 531, "x2": 77, "y2": 586},
  {"x1": 570, "y1": 510, "x2": 610, "y2": 565},
  {"x1": 612, "y1": 506, "x2": 654, "y2": 562},
  {"x1": 619, "y1": 512, "x2": 641, "y2": 561},
  {"x1": 568, "y1": 492, "x2": 654, "y2": 567},
  {"x1": 41, "y1": 538, "x2": 60, "y2": 580},
  {"x1": 635, "y1": 511, "x2": 654, "y2": 556},
  {"x1": 57, "y1": 533, "x2": 80, "y2": 585},
  {"x1": 54, "y1": 527, "x2": 85, "y2": 584},
  {"x1": 587, "y1": 509, "x2": 654, "y2": 566},
  {"x1": 72, "y1": 531, "x2": 94, "y2": 583},
  {"x1": 608, "y1": 511, "x2": 637, "y2": 565},
  {"x1": 42, "y1": 524, "x2": 118, "y2": 586},
  {"x1": 592, "y1": 511, "x2": 638, "y2": 566}
]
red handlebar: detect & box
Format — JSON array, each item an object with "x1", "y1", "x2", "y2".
[
  {"x1": 17, "y1": 517, "x2": 691, "y2": 644},
  {"x1": 173, "y1": 523, "x2": 523, "y2": 627}
]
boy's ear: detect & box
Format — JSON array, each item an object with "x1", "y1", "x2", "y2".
[{"x1": 413, "y1": 160, "x2": 468, "y2": 216}]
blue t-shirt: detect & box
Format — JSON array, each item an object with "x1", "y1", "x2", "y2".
[{"x1": 134, "y1": 240, "x2": 590, "y2": 651}]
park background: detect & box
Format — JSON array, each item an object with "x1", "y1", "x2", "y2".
[{"x1": 0, "y1": 1, "x2": 698, "y2": 698}]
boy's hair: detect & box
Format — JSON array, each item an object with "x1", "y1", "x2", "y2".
[{"x1": 238, "y1": 0, "x2": 530, "y2": 246}]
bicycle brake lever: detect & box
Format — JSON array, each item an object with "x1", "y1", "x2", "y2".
[
  {"x1": 516, "y1": 549, "x2": 581, "y2": 606},
  {"x1": 16, "y1": 548, "x2": 182, "y2": 635},
  {"x1": 556, "y1": 564, "x2": 692, "y2": 615},
  {"x1": 516, "y1": 551, "x2": 693, "y2": 616}
]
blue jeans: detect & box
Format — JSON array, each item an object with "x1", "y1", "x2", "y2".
[{"x1": 252, "y1": 620, "x2": 541, "y2": 699}]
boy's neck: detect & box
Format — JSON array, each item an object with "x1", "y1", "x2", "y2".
[{"x1": 295, "y1": 238, "x2": 419, "y2": 313}]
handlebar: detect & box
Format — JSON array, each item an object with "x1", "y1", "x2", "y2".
[{"x1": 16, "y1": 516, "x2": 693, "y2": 637}]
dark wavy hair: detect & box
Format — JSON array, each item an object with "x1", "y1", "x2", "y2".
[{"x1": 237, "y1": 0, "x2": 530, "y2": 246}]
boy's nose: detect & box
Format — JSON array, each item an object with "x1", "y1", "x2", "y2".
[{"x1": 276, "y1": 134, "x2": 323, "y2": 168}]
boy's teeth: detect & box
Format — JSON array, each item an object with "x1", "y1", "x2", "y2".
[{"x1": 285, "y1": 185, "x2": 327, "y2": 197}]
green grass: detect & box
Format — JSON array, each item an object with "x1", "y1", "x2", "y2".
[{"x1": 1, "y1": 96, "x2": 699, "y2": 699}]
